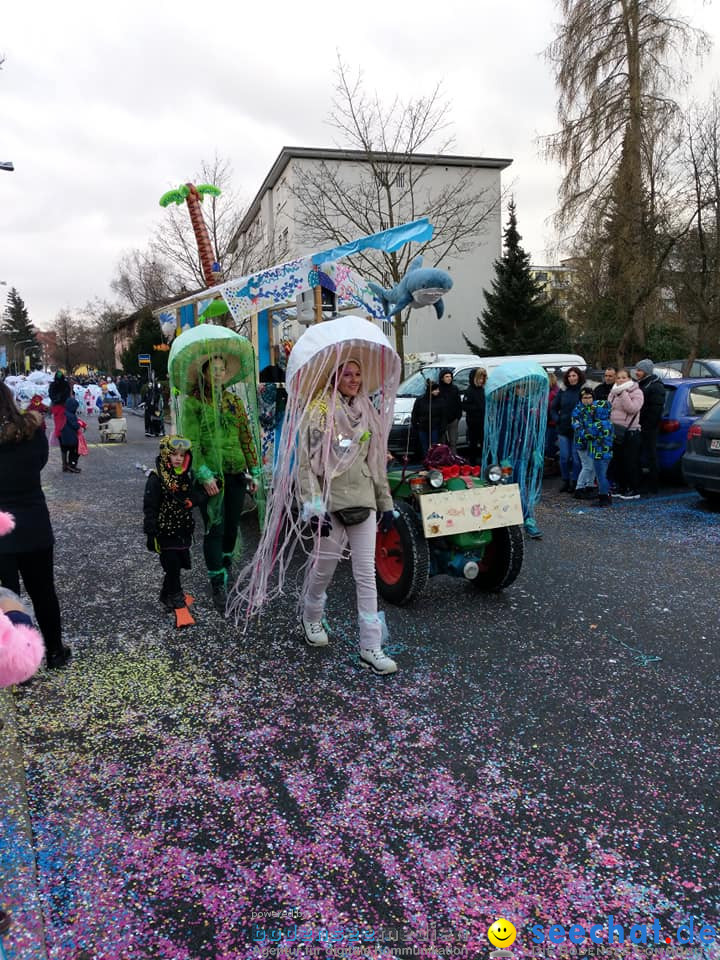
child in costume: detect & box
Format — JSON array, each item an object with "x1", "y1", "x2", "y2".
[
  {"x1": 143, "y1": 435, "x2": 205, "y2": 628},
  {"x1": 180, "y1": 355, "x2": 261, "y2": 611}
]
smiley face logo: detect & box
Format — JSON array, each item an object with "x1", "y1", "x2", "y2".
[{"x1": 488, "y1": 918, "x2": 517, "y2": 949}]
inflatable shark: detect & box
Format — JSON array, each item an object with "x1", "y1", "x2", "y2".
[{"x1": 369, "y1": 257, "x2": 453, "y2": 319}]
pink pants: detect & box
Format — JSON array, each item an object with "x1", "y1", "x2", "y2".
[{"x1": 303, "y1": 513, "x2": 383, "y2": 651}]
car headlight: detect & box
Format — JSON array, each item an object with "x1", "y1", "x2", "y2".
[
  {"x1": 428, "y1": 469, "x2": 444, "y2": 489},
  {"x1": 487, "y1": 464, "x2": 503, "y2": 484}
]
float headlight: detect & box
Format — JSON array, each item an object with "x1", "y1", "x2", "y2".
[
  {"x1": 428, "y1": 469, "x2": 444, "y2": 489},
  {"x1": 487, "y1": 463, "x2": 503, "y2": 484}
]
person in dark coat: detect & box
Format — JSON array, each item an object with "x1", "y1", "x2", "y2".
[
  {"x1": 59, "y1": 397, "x2": 82, "y2": 473},
  {"x1": 48, "y1": 371, "x2": 71, "y2": 444},
  {"x1": 634, "y1": 358, "x2": 665, "y2": 495},
  {"x1": 593, "y1": 367, "x2": 617, "y2": 402},
  {"x1": 438, "y1": 368, "x2": 463, "y2": 453},
  {"x1": 145, "y1": 382, "x2": 165, "y2": 437},
  {"x1": 0, "y1": 381, "x2": 70, "y2": 668},
  {"x1": 411, "y1": 380, "x2": 447, "y2": 457},
  {"x1": 462, "y1": 367, "x2": 487, "y2": 465},
  {"x1": 550, "y1": 366, "x2": 585, "y2": 491}
]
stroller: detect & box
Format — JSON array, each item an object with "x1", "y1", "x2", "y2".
[{"x1": 98, "y1": 400, "x2": 127, "y2": 443}]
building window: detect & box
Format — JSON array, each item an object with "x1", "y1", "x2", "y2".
[{"x1": 395, "y1": 172, "x2": 405, "y2": 188}]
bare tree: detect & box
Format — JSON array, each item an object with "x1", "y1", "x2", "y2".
[
  {"x1": 291, "y1": 57, "x2": 507, "y2": 362},
  {"x1": 76, "y1": 298, "x2": 127, "y2": 372},
  {"x1": 666, "y1": 93, "x2": 720, "y2": 364},
  {"x1": 52, "y1": 310, "x2": 83, "y2": 372},
  {"x1": 110, "y1": 248, "x2": 181, "y2": 312},
  {"x1": 112, "y1": 156, "x2": 266, "y2": 316},
  {"x1": 152, "y1": 155, "x2": 254, "y2": 289},
  {"x1": 543, "y1": 0, "x2": 709, "y2": 361}
]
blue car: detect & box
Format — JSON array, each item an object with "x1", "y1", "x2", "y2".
[{"x1": 656, "y1": 377, "x2": 720, "y2": 473}]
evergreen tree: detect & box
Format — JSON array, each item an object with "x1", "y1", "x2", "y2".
[
  {"x1": 2, "y1": 287, "x2": 40, "y2": 357},
  {"x1": 120, "y1": 309, "x2": 168, "y2": 379},
  {"x1": 465, "y1": 200, "x2": 570, "y2": 356}
]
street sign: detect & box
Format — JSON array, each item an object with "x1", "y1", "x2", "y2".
[{"x1": 138, "y1": 354, "x2": 151, "y2": 366}]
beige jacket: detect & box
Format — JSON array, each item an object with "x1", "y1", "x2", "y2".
[{"x1": 299, "y1": 411, "x2": 392, "y2": 514}]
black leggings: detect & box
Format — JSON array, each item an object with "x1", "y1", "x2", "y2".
[
  {"x1": 0, "y1": 547, "x2": 63, "y2": 656},
  {"x1": 159, "y1": 549, "x2": 190, "y2": 597},
  {"x1": 61, "y1": 444, "x2": 79, "y2": 467},
  {"x1": 200, "y1": 473, "x2": 247, "y2": 579}
]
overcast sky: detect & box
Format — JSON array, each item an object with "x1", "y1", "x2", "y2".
[{"x1": 2, "y1": 0, "x2": 719, "y2": 330}]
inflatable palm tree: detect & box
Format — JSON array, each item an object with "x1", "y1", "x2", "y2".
[{"x1": 159, "y1": 183, "x2": 222, "y2": 287}]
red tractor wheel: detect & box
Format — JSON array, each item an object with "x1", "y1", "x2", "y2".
[{"x1": 375, "y1": 501, "x2": 430, "y2": 605}]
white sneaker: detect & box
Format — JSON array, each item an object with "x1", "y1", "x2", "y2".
[
  {"x1": 301, "y1": 618, "x2": 329, "y2": 647},
  {"x1": 359, "y1": 647, "x2": 397, "y2": 675}
]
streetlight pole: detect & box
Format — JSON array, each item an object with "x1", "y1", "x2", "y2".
[
  {"x1": 23, "y1": 346, "x2": 39, "y2": 372},
  {"x1": 13, "y1": 339, "x2": 33, "y2": 375}
]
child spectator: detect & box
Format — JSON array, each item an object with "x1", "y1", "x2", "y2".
[
  {"x1": 143, "y1": 436, "x2": 205, "y2": 628},
  {"x1": 571, "y1": 386, "x2": 614, "y2": 506},
  {"x1": 59, "y1": 397, "x2": 82, "y2": 474}
]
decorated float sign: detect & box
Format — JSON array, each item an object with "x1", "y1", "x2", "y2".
[{"x1": 419, "y1": 483, "x2": 524, "y2": 538}]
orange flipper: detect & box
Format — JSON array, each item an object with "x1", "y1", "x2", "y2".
[
  {"x1": 174, "y1": 606, "x2": 195, "y2": 629},
  {"x1": 184, "y1": 594, "x2": 195, "y2": 607}
]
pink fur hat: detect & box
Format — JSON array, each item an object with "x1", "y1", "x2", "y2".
[
  {"x1": 0, "y1": 511, "x2": 45, "y2": 686},
  {"x1": 0, "y1": 612, "x2": 45, "y2": 686},
  {"x1": 0, "y1": 511, "x2": 15, "y2": 537}
]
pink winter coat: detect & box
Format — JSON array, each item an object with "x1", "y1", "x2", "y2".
[{"x1": 609, "y1": 380, "x2": 644, "y2": 430}]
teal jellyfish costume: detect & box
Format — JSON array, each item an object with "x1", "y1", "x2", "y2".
[
  {"x1": 168, "y1": 324, "x2": 265, "y2": 602},
  {"x1": 483, "y1": 360, "x2": 549, "y2": 537}
]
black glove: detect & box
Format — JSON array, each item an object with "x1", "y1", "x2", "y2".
[
  {"x1": 146, "y1": 534, "x2": 158, "y2": 552},
  {"x1": 309, "y1": 512, "x2": 332, "y2": 538},
  {"x1": 378, "y1": 510, "x2": 395, "y2": 534}
]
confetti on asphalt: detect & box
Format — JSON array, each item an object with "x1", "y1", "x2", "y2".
[{"x1": 2, "y1": 419, "x2": 719, "y2": 960}]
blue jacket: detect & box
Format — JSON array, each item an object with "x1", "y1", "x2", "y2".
[
  {"x1": 572, "y1": 399, "x2": 614, "y2": 459},
  {"x1": 60, "y1": 398, "x2": 80, "y2": 446},
  {"x1": 550, "y1": 385, "x2": 582, "y2": 437}
]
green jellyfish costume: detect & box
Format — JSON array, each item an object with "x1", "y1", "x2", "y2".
[{"x1": 168, "y1": 324, "x2": 265, "y2": 605}]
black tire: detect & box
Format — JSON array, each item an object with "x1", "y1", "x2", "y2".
[
  {"x1": 698, "y1": 488, "x2": 720, "y2": 504},
  {"x1": 472, "y1": 524, "x2": 524, "y2": 592},
  {"x1": 375, "y1": 501, "x2": 430, "y2": 605}
]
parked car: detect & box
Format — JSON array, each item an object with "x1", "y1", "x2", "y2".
[
  {"x1": 389, "y1": 352, "x2": 587, "y2": 457},
  {"x1": 681, "y1": 400, "x2": 720, "y2": 503},
  {"x1": 656, "y1": 378, "x2": 720, "y2": 474},
  {"x1": 656, "y1": 358, "x2": 720, "y2": 378}
]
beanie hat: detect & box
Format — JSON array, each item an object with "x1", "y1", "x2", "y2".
[{"x1": 635, "y1": 358, "x2": 654, "y2": 376}]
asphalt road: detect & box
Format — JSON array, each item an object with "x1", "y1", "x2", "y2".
[{"x1": 1, "y1": 411, "x2": 718, "y2": 960}]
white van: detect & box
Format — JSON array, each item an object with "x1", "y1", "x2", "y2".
[{"x1": 389, "y1": 352, "x2": 587, "y2": 456}]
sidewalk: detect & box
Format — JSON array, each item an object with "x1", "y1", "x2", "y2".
[{"x1": 1, "y1": 690, "x2": 47, "y2": 959}]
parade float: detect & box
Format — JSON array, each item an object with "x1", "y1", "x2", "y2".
[{"x1": 156, "y1": 218, "x2": 528, "y2": 599}]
